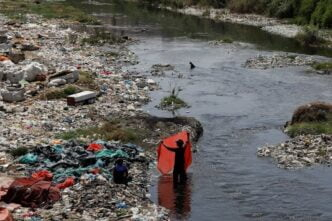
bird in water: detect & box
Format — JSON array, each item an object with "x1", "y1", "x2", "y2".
[{"x1": 189, "y1": 62, "x2": 196, "y2": 69}]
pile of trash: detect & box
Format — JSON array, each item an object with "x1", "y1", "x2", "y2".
[
  {"x1": 0, "y1": 140, "x2": 168, "y2": 220},
  {"x1": 150, "y1": 64, "x2": 175, "y2": 76},
  {"x1": 0, "y1": 14, "x2": 159, "y2": 150},
  {"x1": 257, "y1": 134, "x2": 332, "y2": 169},
  {"x1": 0, "y1": 13, "x2": 171, "y2": 220},
  {"x1": 244, "y1": 54, "x2": 314, "y2": 69}
]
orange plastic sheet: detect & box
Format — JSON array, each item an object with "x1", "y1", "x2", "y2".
[
  {"x1": 157, "y1": 131, "x2": 192, "y2": 174},
  {"x1": 87, "y1": 143, "x2": 103, "y2": 152}
]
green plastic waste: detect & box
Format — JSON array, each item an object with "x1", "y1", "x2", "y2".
[
  {"x1": 96, "y1": 149, "x2": 129, "y2": 159},
  {"x1": 52, "y1": 144, "x2": 63, "y2": 154},
  {"x1": 19, "y1": 153, "x2": 38, "y2": 164},
  {"x1": 53, "y1": 167, "x2": 89, "y2": 182}
]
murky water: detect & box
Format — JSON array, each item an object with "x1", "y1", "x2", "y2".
[{"x1": 71, "y1": 1, "x2": 332, "y2": 220}]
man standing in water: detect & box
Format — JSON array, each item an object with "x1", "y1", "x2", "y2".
[{"x1": 161, "y1": 139, "x2": 187, "y2": 184}]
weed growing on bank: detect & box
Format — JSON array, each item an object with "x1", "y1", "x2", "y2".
[{"x1": 0, "y1": 0, "x2": 100, "y2": 24}]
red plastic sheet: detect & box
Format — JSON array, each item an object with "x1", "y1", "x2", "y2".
[
  {"x1": 157, "y1": 131, "x2": 192, "y2": 174},
  {"x1": 3, "y1": 178, "x2": 60, "y2": 208},
  {"x1": 31, "y1": 170, "x2": 53, "y2": 181},
  {"x1": 87, "y1": 143, "x2": 103, "y2": 152},
  {"x1": 56, "y1": 177, "x2": 75, "y2": 190}
]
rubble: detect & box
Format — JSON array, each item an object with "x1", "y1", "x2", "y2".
[
  {"x1": 1, "y1": 87, "x2": 25, "y2": 103},
  {"x1": 23, "y1": 62, "x2": 48, "y2": 82},
  {"x1": 257, "y1": 134, "x2": 332, "y2": 169},
  {"x1": 244, "y1": 54, "x2": 315, "y2": 69}
]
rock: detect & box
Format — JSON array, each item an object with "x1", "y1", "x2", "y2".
[
  {"x1": 0, "y1": 43, "x2": 11, "y2": 53},
  {"x1": 1, "y1": 87, "x2": 25, "y2": 102},
  {"x1": 6, "y1": 70, "x2": 24, "y2": 84},
  {"x1": 21, "y1": 43, "x2": 40, "y2": 51},
  {"x1": 48, "y1": 78, "x2": 67, "y2": 87},
  {"x1": 49, "y1": 70, "x2": 79, "y2": 84},
  {"x1": 23, "y1": 62, "x2": 48, "y2": 82},
  {"x1": 0, "y1": 35, "x2": 8, "y2": 44},
  {"x1": 8, "y1": 50, "x2": 25, "y2": 64},
  {"x1": 147, "y1": 79, "x2": 156, "y2": 85}
]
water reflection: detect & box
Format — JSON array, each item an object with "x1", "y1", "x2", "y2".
[{"x1": 158, "y1": 175, "x2": 192, "y2": 220}]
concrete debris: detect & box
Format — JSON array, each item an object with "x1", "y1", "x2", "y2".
[
  {"x1": 1, "y1": 87, "x2": 25, "y2": 103},
  {"x1": 257, "y1": 134, "x2": 332, "y2": 169},
  {"x1": 23, "y1": 62, "x2": 48, "y2": 82},
  {"x1": 47, "y1": 78, "x2": 66, "y2": 87},
  {"x1": 49, "y1": 70, "x2": 79, "y2": 84},
  {"x1": 245, "y1": 54, "x2": 315, "y2": 69}
]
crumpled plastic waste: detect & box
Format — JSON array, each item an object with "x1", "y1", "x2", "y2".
[
  {"x1": 96, "y1": 149, "x2": 129, "y2": 159},
  {"x1": 87, "y1": 143, "x2": 103, "y2": 152},
  {"x1": 19, "y1": 153, "x2": 37, "y2": 164},
  {"x1": 56, "y1": 177, "x2": 75, "y2": 190},
  {"x1": 31, "y1": 170, "x2": 53, "y2": 181}
]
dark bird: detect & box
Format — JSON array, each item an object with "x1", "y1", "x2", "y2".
[{"x1": 189, "y1": 62, "x2": 196, "y2": 69}]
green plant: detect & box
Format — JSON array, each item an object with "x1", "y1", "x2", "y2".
[
  {"x1": 295, "y1": 26, "x2": 325, "y2": 46},
  {"x1": 287, "y1": 121, "x2": 332, "y2": 137},
  {"x1": 81, "y1": 28, "x2": 125, "y2": 46},
  {"x1": 55, "y1": 120, "x2": 145, "y2": 143},
  {"x1": 160, "y1": 87, "x2": 187, "y2": 110},
  {"x1": 0, "y1": 0, "x2": 100, "y2": 24},
  {"x1": 77, "y1": 71, "x2": 99, "y2": 90},
  {"x1": 286, "y1": 103, "x2": 332, "y2": 137},
  {"x1": 43, "y1": 85, "x2": 79, "y2": 100},
  {"x1": 221, "y1": 37, "x2": 233, "y2": 43},
  {"x1": 9, "y1": 147, "x2": 28, "y2": 157},
  {"x1": 63, "y1": 85, "x2": 79, "y2": 95},
  {"x1": 311, "y1": 62, "x2": 332, "y2": 71}
]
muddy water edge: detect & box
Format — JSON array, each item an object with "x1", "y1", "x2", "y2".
[{"x1": 69, "y1": 0, "x2": 332, "y2": 220}]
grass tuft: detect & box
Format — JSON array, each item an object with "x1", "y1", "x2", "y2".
[
  {"x1": 311, "y1": 62, "x2": 332, "y2": 71},
  {"x1": 43, "y1": 85, "x2": 80, "y2": 100},
  {"x1": 55, "y1": 120, "x2": 146, "y2": 144},
  {"x1": 286, "y1": 102, "x2": 332, "y2": 137},
  {"x1": 9, "y1": 147, "x2": 28, "y2": 158}
]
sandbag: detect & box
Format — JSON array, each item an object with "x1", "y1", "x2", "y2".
[{"x1": 157, "y1": 131, "x2": 192, "y2": 174}]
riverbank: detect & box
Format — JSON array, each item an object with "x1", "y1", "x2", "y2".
[
  {"x1": 0, "y1": 3, "x2": 203, "y2": 220},
  {"x1": 151, "y1": 5, "x2": 332, "y2": 47}
]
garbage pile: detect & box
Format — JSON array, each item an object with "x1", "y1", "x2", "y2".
[
  {"x1": 0, "y1": 140, "x2": 168, "y2": 220},
  {"x1": 0, "y1": 14, "x2": 158, "y2": 150},
  {"x1": 257, "y1": 134, "x2": 332, "y2": 169},
  {"x1": 0, "y1": 13, "x2": 169, "y2": 220},
  {"x1": 244, "y1": 54, "x2": 314, "y2": 69}
]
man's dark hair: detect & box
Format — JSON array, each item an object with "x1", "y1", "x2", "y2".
[
  {"x1": 176, "y1": 139, "x2": 184, "y2": 148},
  {"x1": 116, "y1": 158, "x2": 123, "y2": 165}
]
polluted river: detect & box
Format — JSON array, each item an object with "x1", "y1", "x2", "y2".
[{"x1": 70, "y1": 1, "x2": 332, "y2": 220}]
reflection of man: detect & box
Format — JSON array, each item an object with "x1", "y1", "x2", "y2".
[
  {"x1": 161, "y1": 139, "x2": 187, "y2": 184},
  {"x1": 158, "y1": 175, "x2": 191, "y2": 219}
]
